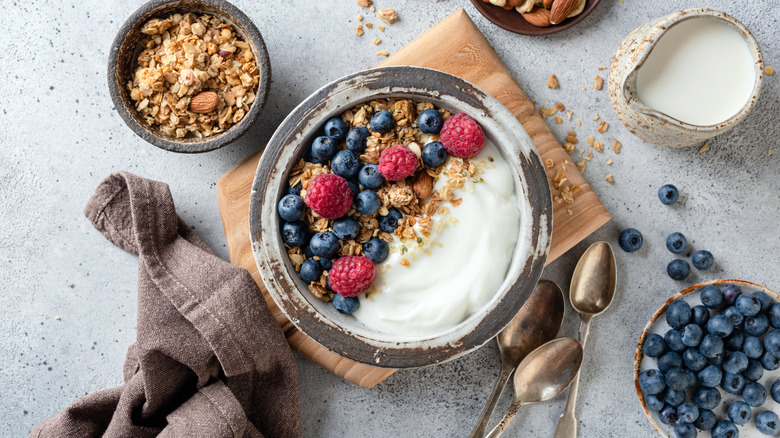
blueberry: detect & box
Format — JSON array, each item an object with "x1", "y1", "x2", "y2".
[
  {"x1": 358, "y1": 164, "x2": 385, "y2": 189},
  {"x1": 667, "y1": 301, "x2": 692, "y2": 329},
  {"x1": 323, "y1": 117, "x2": 348, "y2": 141},
  {"x1": 766, "y1": 329, "x2": 780, "y2": 357},
  {"x1": 724, "y1": 351, "x2": 749, "y2": 374},
  {"x1": 727, "y1": 401, "x2": 752, "y2": 425},
  {"x1": 417, "y1": 109, "x2": 444, "y2": 134},
  {"x1": 355, "y1": 190, "x2": 380, "y2": 216},
  {"x1": 370, "y1": 110, "x2": 394, "y2": 134},
  {"x1": 681, "y1": 324, "x2": 703, "y2": 347},
  {"x1": 332, "y1": 217, "x2": 361, "y2": 240},
  {"x1": 724, "y1": 329, "x2": 744, "y2": 352},
  {"x1": 659, "y1": 351, "x2": 683, "y2": 373},
  {"x1": 278, "y1": 194, "x2": 305, "y2": 221},
  {"x1": 378, "y1": 207, "x2": 403, "y2": 233},
  {"x1": 699, "y1": 334, "x2": 724, "y2": 359},
  {"x1": 665, "y1": 329, "x2": 686, "y2": 352},
  {"x1": 332, "y1": 293, "x2": 360, "y2": 314},
  {"x1": 422, "y1": 141, "x2": 448, "y2": 168},
  {"x1": 773, "y1": 380, "x2": 780, "y2": 403},
  {"x1": 646, "y1": 394, "x2": 665, "y2": 411},
  {"x1": 663, "y1": 387, "x2": 687, "y2": 407},
  {"x1": 362, "y1": 237, "x2": 389, "y2": 264},
  {"x1": 711, "y1": 419, "x2": 738, "y2": 438},
  {"x1": 724, "y1": 307, "x2": 745, "y2": 329},
  {"x1": 735, "y1": 293, "x2": 761, "y2": 317},
  {"x1": 691, "y1": 305, "x2": 710, "y2": 326},
  {"x1": 347, "y1": 180, "x2": 359, "y2": 197},
  {"x1": 742, "y1": 381, "x2": 767, "y2": 407},
  {"x1": 694, "y1": 387, "x2": 721, "y2": 410},
  {"x1": 721, "y1": 372, "x2": 746, "y2": 394},
  {"x1": 666, "y1": 367, "x2": 696, "y2": 391},
  {"x1": 658, "y1": 184, "x2": 679, "y2": 205},
  {"x1": 707, "y1": 315, "x2": 734, "y2": 338},
  {"x1": 770, "y1": 303, "x2": 780, "y2": 329},
  {"x1": 638, "y1": 369, "x2": 666, "y2": 395},
  {"x1": 673, "y1": 422, "x2": 696, "y2": 438},
  {"x1": 618, "y1": 228, "x2": 643, "y2": 252},
  {"x1": 281, "y1": 221, "x2": 309, "y2": 247},
  {"x1": 289, "y1": 182, "x2": 302, "y2": 196},
  {"x1": 683, "y1": 348, "x2": 707, "y2": 371},
  {"x1": 677, "y1": 403, "x2": 699, "y2": 423},
  {"x1": 318, "y1": 257, "x2": 333, "y2": 270},
  {"x1": 753, "y1": 291, "x2": 773, "y2": 313},
  {"x1": 723, "y1": 285, "x2": 742, "y2": 306},
  {"x1": 709, "y1": 354, "x2": 724, "y2": 365},
  {"x1": 697, "y1": 364, "x2": 722, "y2": 388},
  {"x1": 659, "y1": 405, "x2": 679, "y2": 425},
  {"x1": 694, "y1": 409, "x2": 717, "y2": 430},
  {"x1": 700, "y1": 285, "x2": 724, "y2": 309},
  {"x1": 756, "y1": 410, "x2": 780, "y2": 435},
  {"x1": 745, "y1": 315, "x2": 770, "y2": 337},
  {"x1": 743, "y1": 335, "x2": 765, "y2": 359},
  {"x1": 666, "y1": 232, "x2": 687, "y2": 254},
  {"x1": 743, "y1": 359, "x2": 764, "y2": 382},
  {"x1": 310, "y1": 136, "x2": 338, "y2": 163},
  {"x1": 300, "y1": 258, "x2": 323, "y2": 283},
  {"x1": 691, "y1": 250, "x2": 714, "y2": 270},
  {"x1": 760, "y1": 351, "x2": 780, "y2": 370},
  {"x1": 331, "y1": 150, "x2": 361, "y2": 180},
  {"x1": 309, "y1": 232, "x2": 340, "y2": 258},
  {"x1": 667, "y1": 259, "x2": 691, "y2": 281},
  {"x1": 346, "y1": 126, "x2": 370, "y2": 153},
  {"x1": 644, "y1": 334, "x2": 667, "y2": 358}
]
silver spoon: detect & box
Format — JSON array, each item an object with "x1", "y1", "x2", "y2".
[
  {"x1": 485, "y1": 337, "x2": 584, "y2": 438},
  {"x1": 554, "y1": 241, "x2": 617, "y2": 438},
  {"x1": 470, "y1": 280, "x2": 564, "y2": 438}
]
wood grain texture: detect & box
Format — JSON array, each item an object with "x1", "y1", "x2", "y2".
[{"x1": 216, "y1": 9, "x2": 610, "y2": 389}]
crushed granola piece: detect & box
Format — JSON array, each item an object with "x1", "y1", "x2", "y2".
[
  {"x1": 555, "y1": 102, "x2": 565, "y2": 111},
  {"x1": 593, "y1": 141, "x2": 604, "y2": 152},
  {"x1": 586, "y1": 135, "x2": 595, "y2": 146},
  {"x1": 545, "y1": 159, "x2": 555, "y2": 169},
  {"x1": 563, "y1": 142, "x2": 576, "y2": 153},
  {"x1": 373, "y1": 37, "x2": 381, "y2": 45},
  {"x1": 378, "y1": 25, "x2": 385, "y2": 31},
  {"x1": 597, "y1": 66, "x2": 607, "y2": 71},
  {"x1": 565, "y1": 130, "x2": 578, "y2": 145},
  {"x1": 357, "y1": 0, "x2": 372, "y2": 6},
  {"x1": 547, "y1": 74, "x2": 559, "y2": 89},
  {"x1": 356, "y1": 14, "x2": 363, "y2": 21},
  {"x1": 593, "y1": 76, "x2": 604, "y2": 90},
  {"x1": 766, "y1": 66, "x2": 775, "y2": 75},
  {"x1": 567, "y1": 208, "x2": 573, "y2": 215},
  {"x1": 540, "y1": 107, "x2": 557, "y2": 117},
  {"x1": 554, "y1": 116, "x2": 563, "y2": 124},
  {"x1": 593, "y1": 113, "x2": 599, "y2": 121},
  {"x1": 566, "y1": 109, "x2": 573, "y2": 121},
  {"x1": 605, "y1": 174, "x2": 613, "y2": 183},
  {"x1": 612, "y1": 139, "x2": 622, "y2": 154},
  {"x1": 597, "y1": 121, "x2": 609, "y2": 133},
  {"x1": 400, "y1": 258, "x2": 410, "y2": 267},
  {"x1": 606, "y1": 158, "x2": 613, "y2": 165},
  {"x1": 576, "y1": 119, "x2": 582, "y2": 127},
  {"x1": 365, "y1": 22, "x2": 373, "y2": 29},
  {"x1": 376, "y1": 50, "x2": 390, "y2": 56},
  {"x1": 370, "y1": 4, "x2": 376, "y2": 12},
  {"x1": 698, "y1": 142, "x2": 709, "y2": 153},
  {"x1": 377, "y1": 8, "x2": 398, "y2": 24},
  {"x1": 355, "y1": 24, "x2": 364, "y2": 36},
  {"x1": 576, "y1": 160, "x2": 587, "y2": 173}
]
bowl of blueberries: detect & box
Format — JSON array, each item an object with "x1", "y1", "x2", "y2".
[{"x1": 635, "y1": 279, "x2": 780, "y2": 438}]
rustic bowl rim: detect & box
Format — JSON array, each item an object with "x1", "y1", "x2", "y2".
[
  {"x1": 249, "y1": 66, "x2": 553, "y2": 368},
  {"x1": 107, "y1": 0, "x2": 271, "y2": 153},
  {"x1": 633, "y1": 278, "x2": 780, "y2": 436},
  {"x1": 469, "y1": 0, "x2": 602, "y2": 36}
]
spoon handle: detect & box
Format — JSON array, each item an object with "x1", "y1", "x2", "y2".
[
  {"x1": 469, "y1": 361, "x2": 514, "y2": 438},
  {"x1": 554, "y1": 315, "x2": 592, "y2": 438},
  {"x1": 485, "y1": 401, "x2": 524, "y2": 438}
]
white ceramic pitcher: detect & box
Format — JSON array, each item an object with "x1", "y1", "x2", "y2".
[{"x1": 608, "y1": 9, "x2": 764, "y2": 148}]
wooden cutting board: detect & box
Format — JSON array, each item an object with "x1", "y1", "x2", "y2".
[{"x1": 216, "y1": 9, "x2": 611, "y2": 389}]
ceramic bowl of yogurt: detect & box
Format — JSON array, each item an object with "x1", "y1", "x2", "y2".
[{"x1": 250, "y1": 66, "x2": 552, "y2": 368}]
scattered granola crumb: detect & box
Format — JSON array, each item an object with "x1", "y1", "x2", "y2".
[
  {"x1": 566, "y1": 109, "x2": 573, "y2": 121},
  {"x1": 376, "y1": 50, "x2": 390, "y2": 56},
  {"x1": 370, "y1": 5, "x2": 376, "y2": 12},
  {"x1": 698, "y1": 142, "x2": 710, "y2": 153},
  {"x1": 365, "y1": 22, "x2": 374, "y2": 29},
  {"x1": 547, "y1": 74, "x2": 559, "y2": 89},
  {"x1": 588, "y1": 149, "x2": 594, "y2": 158},
  {"x1": 545, "y1": 159, "x2": 555, "y2": 169},
  {"x1": 769, "y1": 147, "x2": 773, "y2": 155},
  {"x1": 576, "y1": 160, "x2": 587, "y2": 173},
  {"x1": 586, "y1": 135, "x2": 595, "y2": 146},
  {"x1": 619, "y1": 0, "x2": 623, "y2": 4},
  {"x1": 567, "y1": 208, "x2": 573, "y2": 215},
  {"x1": 612, "y1": 140, "x2": 622, "y2": 154},
  {"x1": 554, "y1": 116, "x2": 563, "y2": 124},
  {"x1": 766, "y1": 66, "x2": 775, "y2": 75},
  {"x1": 594, "y1": 141, "x2": 604, "y2": 152},
  {"x1": 55, "y1": 316, "x2": 61, "y2": 321},
  {"x1": 378, "y1": 25, "x2": 385, "y2": 31},
  {"x1": 565, "y1": 130, "x2": 578, "y2": 144},
  {"x1": 598, "y1": 66, "x2": 607, "y2": 71},
  {"x1": 593, "y1": 113, "x2": 599, "y2": 121},
  {"x1": 378, "y1": 8, "x2": 398, "y2": 24},
  {"x1": 606, "y1": 158, "x2": 613, "y2": 165},
  {"x1": 357, "y1": 0, "x2": 371, "y2": 7},
  {"x1": 593, "y1": 76, "x2": 604, "y2": 90},
  {"x1": 356, "y1": 14, "x2": 363, "y2": 21},
  {"x1": 355, "y1": 24, "x2": 364, "y2": 36},
  {"x1": 373, "y1": 37, "x2": 381, "y2": 45},
  {"x1": 400, "y1": 258, "x2": 410, "y2": 267},
  {"x1": 581, "y1": 86, "x2": 587, "y2": 91},
  {"x1": 540, "y1": 107, "x2": 558, "y2": 117},
  {"x1": 577, "y1": 119, "x2": 582, "y2": 127},
  {"x1": 555, "y1": 102, "x2": 565, "y2": 111},
  {"x1": 563, "y1": 142, "x2": 576, "y2": 153},
  {"x1": 605, "y1": 174, "x2": 613, "y2": 183},
  {"x1": 597, "y1": 121, "x2": 609, "y2": 133}
]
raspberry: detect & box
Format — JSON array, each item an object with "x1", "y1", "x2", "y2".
[
  {"x1": 378, "y1": 145, "x2": 417, "y2": 181},
  {"x1": 328, "y1": 256, "x2": 375, "y2": 297},
  {"x1": 305, "y1": 174, "x2": 353, "y2": 219},
  {"x1": 439, "y1": 113, "x2": 485, "y2": 158}
]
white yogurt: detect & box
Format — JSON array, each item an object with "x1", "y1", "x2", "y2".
[
  {"x1": 352, "y1": 140, "x2": 521, "y2": 337},
  {"x1": 636, "y1": 17, "x2": 755, "y2": 126}
]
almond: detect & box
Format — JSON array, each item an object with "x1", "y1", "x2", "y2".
[
  {"x1": 549, "y1": 0, "x2": 578, "y2": 24},
  {"x1": 543, "y1": 0, "x2": 554, "y2": 8},
  {"x1": 189, "y1": 91, "x2": 219, "y2": 114},
  {"x1": 522, "y1": 7, "x2": 551, "y2": 27},
  {"x1": 412, "y1": 172, "x2": 434, "y2": 199}
]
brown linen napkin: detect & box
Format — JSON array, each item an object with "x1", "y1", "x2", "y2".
[{"x1": 32, "y1": 171, "x2": 301, "y2": 438}]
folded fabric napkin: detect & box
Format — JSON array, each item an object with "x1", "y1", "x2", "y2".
[{"x1": 32, "y1": 172, "x2": 301, "y2": 438}]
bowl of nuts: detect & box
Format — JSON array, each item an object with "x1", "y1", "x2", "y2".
[
  {"x1": 249, "y1": 66, "x2": 552, "y2": 368},
  {"x1": 470, "y1": 0, "x2": 601, "y2": 36},
  {"x1": 108, "y1": 0, "x2": 271, "y2": 153}
]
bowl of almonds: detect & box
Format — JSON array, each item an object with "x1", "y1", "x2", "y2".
[
  {"x1": 471, "y1": 0, "x2": 601, "y2": 35},
  {"x1": 108, "y1": 0, "x2": 271, "y2": 153}
]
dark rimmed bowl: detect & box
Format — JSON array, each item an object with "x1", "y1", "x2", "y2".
[
  {"x1": 108, "y1": 0, "x2": 271, "y2": 153},
  {"x1": 470, "y1": 0, "x2": 601, "y2": 36},
  {"x1": 249, "y1": 66, "x2": 553, "y2": 368}
]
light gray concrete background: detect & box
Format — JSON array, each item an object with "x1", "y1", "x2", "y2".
[{"x1": 1, "y1": 0, "x2": 778, "y2": 436}]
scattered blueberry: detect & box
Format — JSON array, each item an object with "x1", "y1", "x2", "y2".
[
  {"x1": 309, "y1": 232, "x2": 340, "y2": 258},
  {"x1": 639, "y1": 369, "x2": 666, "y2": 395},
  {"x1": 765, "y1": 329, "x2": 780, "y2": 357},
  {"x1": 323, "y1": 117, "x2": 348, "y2": 141},
  {"x1": 644, "y1": 334, "x2": 667, "y2": 358},
  {"x1": 281, "y1": 221, "x2": 309, "y2": 247},
  {"x1": 677, "y1": 403, "x2": 700, "y2": 423},
  {"x1": 664, "y1": 387, "x2": 687, "y2": 407},
  {"x1": 362, "y1": 238, "x2": 389, "y2": 264},
  {"x1": 667, "y1": 301, "x2": 692, "y2": 329},
  {"x1": 659, "y1": 351, "x2": 683, "y2": 373},
  {"x1": 724, "y1": 329, "x2": 744, "y2": 351},
  {"x1": 658, "y1": 184, "x2": 679, "y2": 205},
  {"x1": 721, "y1": 372, "x2": 746, "y2": 394},
  {"x1": 332, "y1": 217, "x2": 361, "y2": 240},
  {"x1": 618, "y1": 228, "x2": 643, "y2": 252},
  {"x1": 723, "y1": 351, "x2": 749, "y2": 374},
  {"x1": 742, "y1": 381, "x2": 767, "y2": 407},
  {"x1": 692, "y1": 305, "x2": 710, "y2": 326},
  {"x1": 358, "y1": 164, "x2": 385, "y2": 189},
  {"x1": 681, "y1": 324, "x2": 703, "y2": 347},
  {"x1": 743, "y1": 358, "x2": 764, "y2": 382},
  {"x1": 422, "y1": 141, "x2": 448, "y2": 168},
  {"x1": 699, "y1": 334, "x2": 725, "y2": 359},
  {"x1": 667, "y1": 259, "x2": 691, "y2": 281},
  {"x1": 745, "y1": 314, "x2": 770, "y2": 337},
  {"x1": 417, "y1": 109, "x2": 444, "y2": 134},
  {"x1": 697, "y1": 364, "x2": 722, "y2": 388},
  {"x1": 700, "y1": 285, "x2": 724, "y2": 309},
  {"x1": 332, "y1": 293, "x2": 360, "y2": 314},
  {"x1": 723, "y1": 285, "x2": 743, "y2": 306},
  {"x1": 691, "y1": 250, "x2": 714, "y2": 270},
  {"x1": 300, "y1": 258, "x2": 323, "y2": 283},
  {"x1": 666, "y1": 232, "x2": 687, "y2": 254},
  {"x1": 694, "y1": 387, "x2": 722, "y2": 410},
  {"x1": 683, "y1": 348, "x2": 707, "y2": 371},
  {"x1": 355, "y1": 190, "x2": 380, "y2": 216},
  {"x1": 370, "y1": 110, "x2": 394, "y2": 134},
  {"x1": 659, "y1": 405, "x2": 679, "y2": 425},
  {"x1": 310, "y1": 136, "x2": 338, "y2": 163},
  {"x1": 760, "y1": 351, "x2": 780, "y2": 370},
  {"x1": 646, "y1": 394, "x2": 665, "y2": 411},
  {"x1": 711, "y1": 419, "x2": 738, "y2": 438},
  {"x1": 378, "y1": 207, "x2": 403, "y2": 233},
  {"x1": 278, "y1": 194, "x2": 306, "y2": 221},
  {"x1": 346, "y1": 126, "x2": 370, "y2": 153},
  {"x1": 331, "y1": 150, "x2": 361, "y2": 179},
  {"x1": 756, "y1": 410, "x2": 780, "y2": 435},
  {"x1": 665, "y1": 329, "x2": 687, "y2": 352},
  {"x1": 727, "y1": 400, "x2": 752, "y2": 425},
  {"x1": 673, "y1": 422, "x2": 696, "y2": 438},
  {"x1": 772, "y1": 379, "x2": 780, "y2": 403},
  {"x1": 694, "y1": 409, "x2": 717, "y2": 430},
  {"x1": 707, "y1": 315, "x2": 734, "y2": 338},
  {"x1": 743, "y1": 335, "x2": 765, "y2": 359}
]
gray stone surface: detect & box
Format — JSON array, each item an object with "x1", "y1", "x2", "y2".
[{"x1": 1, "y1": 0, "x2": 777, "y2": 436}]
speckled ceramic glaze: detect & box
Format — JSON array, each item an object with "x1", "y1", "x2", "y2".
[
  {"x1": 249, "y1": 66, "x2": 553, "y2": 368},
  {"x1": 108, "y1": 0, "x2": 271, "y2": 153},
  {"x1": 609, "y1": 9, "x2": 763, "y2": 148},
  {"x1": 634, "y1": 279, "x2": 780, "y2": 437}
]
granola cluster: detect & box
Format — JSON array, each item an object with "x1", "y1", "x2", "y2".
[{"x1": 127, "y1": 13, "x2": 260, "y2": 139}]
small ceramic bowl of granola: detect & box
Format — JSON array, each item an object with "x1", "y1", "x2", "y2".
[
  {"x1": 250, "y1": 66, "x2": 552, "y2": 368},
  {"x1": 108, "y1": 0, "x2": 271, "y2": 153}
]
